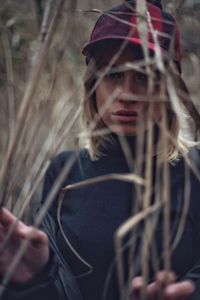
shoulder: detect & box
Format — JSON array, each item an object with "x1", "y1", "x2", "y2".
[
  {"x1": 170, "y1": 146, "x2": 200, "y2": 170},
  {"x1": 180, "y1": 147, "x2": 200, "y2": 206},
  {"x1": 45, "y1": 148, "x2": 90, "y2": 179},
  {"x1": 168, "y1": 147, "x2": 200, "y2": 188},
  {"x1": 169, "y1": 147, "x2": 200, "y2": 214},
  {"x1": 188, "y1": 147, "x2": 200, "y2": 170},
  {"x1": 187, "y1": 147, "x2": 200, "y2": 190},
  {"x1": 42, "y1": 148, "x2": 90, "y2": 198}
]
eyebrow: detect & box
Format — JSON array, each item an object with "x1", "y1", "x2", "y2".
[{"x1": 105, "y1": 64, "x2": 146, "y2": 73}]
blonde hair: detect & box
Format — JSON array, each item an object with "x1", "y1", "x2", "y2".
[{"x1": 81, "y1": 52, "x2": 196, "y2": 162}]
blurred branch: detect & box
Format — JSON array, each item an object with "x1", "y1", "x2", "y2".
[
  {"x1": 33, "y1": 0, "x2": 44, "y2": 27},
  {"x1": 69, "y1": 0, "x2": 77, "y2": 12},
  {"x1": 39, "y1": 0, "x2": 55, "y2": 42},
  {"x1": 0, "y1": 0, "x2": 66, "y2": 207},
  {"x1": 173, "y1": 0, "x2": 186, "y2": 14},
  {"x1": 1, "y1": 28, "x2": 15, "y2": 147}
]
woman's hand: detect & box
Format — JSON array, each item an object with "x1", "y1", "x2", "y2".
[
  {"x1": 0, "y1": 207, "x2": 49, "y2": 284},
  {"x1": 130, "y1": 271, "x2": 195, "y2": 300}
]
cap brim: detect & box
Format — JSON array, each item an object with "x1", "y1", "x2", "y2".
[
  {"x1": 82, "y1": 36, "x2": 165, "y2": 57},
  {"x1": 82, "y1": 36, "x2": 181, "y2": 73}
]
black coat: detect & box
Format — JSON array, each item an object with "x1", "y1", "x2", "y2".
[{"x1": 3, "y1": 138, "x2": 200, "y2": 300}]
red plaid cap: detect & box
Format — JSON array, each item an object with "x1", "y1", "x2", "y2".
[{"x1": 82, "y1": 0, "x2": 182, "y2": 72}]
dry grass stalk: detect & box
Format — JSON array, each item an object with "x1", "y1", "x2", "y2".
[
  {"x1": 0, "y1": 0, "x2": 199, "y2": 299},
  {"x1": 127, "y1": 114, "x2": 146, "y2": 285},
  {"x1": 0, "y1": 0, "x2": 66, "y2": 207},
  {"x1": 0, "y1": 151, "x2": 79, "y2": 298},
  {"x1": 1, "y1": 28, "x2": 15, "y2": 144},
  {"x1": 161, "y1": 106, "x2": 170, "y2": 273},
  {"x1": 115, "y1": 202, "x2": 161, "y2": 299}
]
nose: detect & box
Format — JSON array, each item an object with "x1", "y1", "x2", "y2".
[
  {"x1": 118, "y1": 72, "x2": 137, "y2": 102},
  {"x1": 118, "y1": 71, "x2": 148, "y2": 104}
]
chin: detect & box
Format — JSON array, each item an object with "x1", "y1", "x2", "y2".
[{"x1": 109, "y1": 125, "x2": 137, "y2": 136}]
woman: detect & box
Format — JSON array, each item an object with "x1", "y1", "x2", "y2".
[{"x1": 0, "y1": 1, "x2": 200, "y2": 299}]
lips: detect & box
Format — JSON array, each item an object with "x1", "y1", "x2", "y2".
[{"x1": 112, "y1": 110, "x2": 139, "y2": 122}]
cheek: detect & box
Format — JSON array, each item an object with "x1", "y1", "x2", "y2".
[
  {"x1": 141, "y1": 102, "x2": 163, "y2": 122},
  {"x1": 153, "y1": 103, "x2": 163, "y2": 121},
  {"x1": 95, "y1": 87, "x2": 104, "y2": 112},
  {"x1": 95, "y1": 86, "x2": 110, "y2": 127},
  {"x1": 96, "y1": 82, "x2": 113, "y2": 114}
]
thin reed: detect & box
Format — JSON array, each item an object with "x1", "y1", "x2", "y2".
[{"x1": 0, "y1": 0, "x2": 200, "y2": 299}]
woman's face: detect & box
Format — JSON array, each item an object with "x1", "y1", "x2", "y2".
[{"x1": 95, "y1": 46, "x2": 163, "y2": 136}]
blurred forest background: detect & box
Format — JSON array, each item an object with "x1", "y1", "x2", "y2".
[{"x1": 0, "y1": 0, "x2": 199, "y2": 217}]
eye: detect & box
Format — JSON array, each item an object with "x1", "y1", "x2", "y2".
[
  {"x1": 134, "y1": 72, "x2": 148, "y2": 84},
  {"x1": 105, "y1": 70, "x2": 124, "y2": 82}
]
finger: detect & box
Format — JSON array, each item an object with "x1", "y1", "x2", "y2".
[
  {"x1": 146, "y1": 272, "x2": 177, "y2": 299},
  {"x1": 17, "y1": 225, "x2": 48, "y2": 249},
  {"x1": 155, "y1": 271, "x2": 177, "y2": 286},
  {"x1": 0, "y1": 208, "x2": 19, "y2": 245},
  {"x1": 146, "y1": 281, "x2": 161, "y2": 299},
  {"x1": 164, "y1": 280, "x2": 195, "y2": 300},
  {"x1": 29, "y1": 228, "x2": 48, "y2": 249},
  {"x1": 131, "y1": 277, "x2": 156, "y2": 300},
  {"x1": 130, "y1": 272, "x2": 177, "y2": 300},
  {"x1": 143, "y1": 272, "x2": 177, "y2": 299},
  {"x1": 131, "y1": 276, "x2": 144, "y2": 291},
  {"x1": 130, "y1": 277, "x2": 144, "y2": 300},
  {"x1": 0, "y1": 207, "x2": 17, "y2": 226}
]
